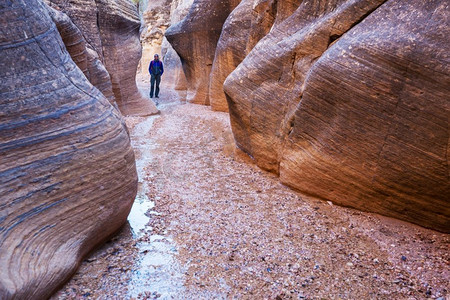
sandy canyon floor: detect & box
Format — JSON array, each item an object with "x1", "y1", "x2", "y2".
[{"x1": 52, "y1": 80, "x2": 449, "y2": 299}]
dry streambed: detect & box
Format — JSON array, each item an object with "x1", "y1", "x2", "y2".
[{"x1": 53, "y1": 87, "x2": 449, "y2": 299}]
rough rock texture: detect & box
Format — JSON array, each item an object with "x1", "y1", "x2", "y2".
[
  {"x1": 165, "y1": 0, "x2": 240, "y2": 104},
  {"x1": 209, "y1": 0, "x2": 302, "y2": 111},
  {"x1": 0, "y1": 0, "x2": 138, "y2": 298},
  {"x1": 47, "y1": 5, "x2": 116, "y2": 105},
  {"x1": 48, "y1": 0, "x2": 158, "y2": 116},
  {"x1": 224, "y1": 0, "x2": 450, "y2": 232}
]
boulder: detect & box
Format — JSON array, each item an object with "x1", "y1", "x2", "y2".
[
  {"x1": 165, "y1": 0, "x2": 240, "y2": 104},
  {"x1": 224, "y1": 0, "x2": 450, "y2": 232},
  {"x1": 0, "y1": 0, "x2": 138, "y2": 298}
]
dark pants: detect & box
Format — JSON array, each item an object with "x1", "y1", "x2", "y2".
[{"x1": 150, "y1": 74, "x2": 161, "y2": 97}]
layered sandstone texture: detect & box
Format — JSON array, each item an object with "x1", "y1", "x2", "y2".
[
  {"x1": 209, "y1": 0, "x2": 303, "y2": 111},
  {"x1": 165, "y1": 0, "x2": 240, "y2": 104},
  {"x1": 46, "y1": 5, "x2": 116, "y2": 105},
  {"x1": 0, "y1": 1, "x2": 138, "y2": 299},
  {"x1": 224, "y1": 0, "x2": 450, "y2": 232},
  {"x1": 47, "y1": 0, "x2": 158, "y2": 116}
]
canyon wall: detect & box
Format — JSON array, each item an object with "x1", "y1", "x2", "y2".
[
  {"x1": 47, "y1": 0, "x2": 158, "y2": 116},
  {"x1": 168, "y1": 0, "x2": 450, "y2": 232},
  {"x1": 160, "y1": 0, "x2": 193, "y2": 90},
  {"x1": 165, "y1": 0, "x2": 241, "y2": 104},
  {"x1": 0, "y1": 0, "x2": 138, "y2": 298},
  {"x1": 209, "y1": 0, "x2": 303, "y2": 111}
]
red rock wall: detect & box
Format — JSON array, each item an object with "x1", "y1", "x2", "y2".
[
  {"x1": 223, "y1": 0, "x2": 450, "y2": 232},
  {"x1": 0, "y1": 0, "x2": 138, "y2": 298},
  {"x1": 165, "y1": 0, "x2": 240, "y2": 105},
  {"x1": 160, "y1": 0, "x2": 193, "y2": 91},
  {"x1": 47, "y1": 5, "x2": 116, "y2": 105},
  {"x1": 208, "y1": 0, "x2": 254, "y2": 112},
  {"x1": 48, "y1": 0, "x2": 158, "y2": 116},
  {"x1": 209, "y1": 0, "x2": 303, "y2": 111}
]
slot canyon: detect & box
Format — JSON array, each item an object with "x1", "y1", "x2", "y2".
[{"x1": 0, "y1": 0, "x2": 448, "y2": 299}]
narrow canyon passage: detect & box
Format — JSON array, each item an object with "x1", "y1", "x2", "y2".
[{"x1": 53, "y1": 81, "x2": 449, "y2": 299}]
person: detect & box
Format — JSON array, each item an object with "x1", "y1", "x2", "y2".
[{"x1": 148, "y1": 54, "x2": 164, "y2": 99}]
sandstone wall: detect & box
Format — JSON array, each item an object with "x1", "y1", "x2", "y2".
[
  {"x1": 223, "y1": 0, "x2": 450, "y2": 232},
  {"x1": 0, "y1": 0, "x2": 138, "y2": 298},
  {"x1": 47, "y1": 5, "x2": 116, "y2": 105},
  {"x1": 47, "y1": 0, "x2": 158, "y2": 116},
  {"x1": 208, "y1": 0, "x2": 254, "y2": 111},
  {"x1": 165, "y1": 0, "x2": 241, "y2": 104},
  {"x1": 209, "y1": 0, "x2": 305, "y2": 111}
]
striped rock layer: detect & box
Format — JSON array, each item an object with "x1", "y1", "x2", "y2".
[
  {"x1": 223, "y1": 0, "x2": 449, "y2": 232},
  {"x1": 0, "y1": 0, "x2": 138, "y2": 298},
  {"x1": 165, "y1": 0, "x2": 450, "y2": 232},
  {"x1": 47, "y1": 0, "x2": 158, "y2": 116}
]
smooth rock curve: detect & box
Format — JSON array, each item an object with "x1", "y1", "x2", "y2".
[
  {"x1": 224, "y1": 0, "x2": 450, "y2": 232},
  {"x1": 48, "y1": 0, "x2": 158, "y2": 116},
  {"x1": 165, "y1": 0, "x2": 240, "y2": 104},
  {"x1": 0, "y1": 1, "x2": 138, "y2": 298}
]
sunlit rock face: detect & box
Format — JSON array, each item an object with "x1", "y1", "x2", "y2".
[
  {"x1": 0, "y1": 1, "x2": 138, "y2": 298},
  {"x1": 47, "y1": 0, "x2": 158, "y2": 116},
  {"x1": 165, "y1": 0, "x2": 240, "y2": 104},
  {"x1": 224, "y1": 0, "x2": 450, "y2": 232}
]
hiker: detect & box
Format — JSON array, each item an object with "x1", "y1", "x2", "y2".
[{"x1": 148, "y1": 54, "x2": 164, "y2": 98}]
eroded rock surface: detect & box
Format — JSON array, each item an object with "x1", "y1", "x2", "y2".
[
  {"x1": 209, "y1": 0, "x2": 302, "y2": 111},
  {"x1": 0, "y1": 1, "x2": 138, "y2": 298},
  {"x1": 208, "y1": 0, "x2": 253, "y2": 111},
  {"x1": 165, "y1": 0, "x2": 240, "y2": 104},
  {"x1": 47, "y1": 5, "x2": 116, "y2": 105},
  {"x1": 47, "y1": 0, "x2": 158, "y2": 116},
  {"x1": 224, "y1": 0, "x2": 450, "y2": 231}
]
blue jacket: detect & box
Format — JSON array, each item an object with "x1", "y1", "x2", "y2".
[{"x1": 149, "y1": 60, "x2": 164, "y2": 76}]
